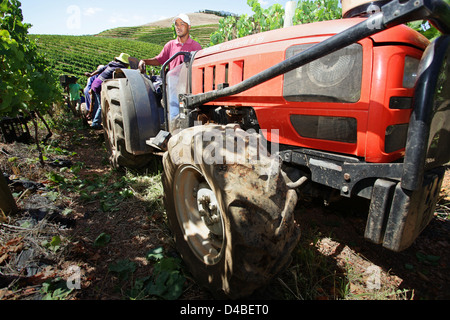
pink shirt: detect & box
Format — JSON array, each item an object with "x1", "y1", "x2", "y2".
[{"x1": 156, "y1": 37, "x2": 202, "y2": 70}]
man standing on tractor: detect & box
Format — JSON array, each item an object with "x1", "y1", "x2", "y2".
[{"x1": 138, "y1": 13, "x2": 202, "y2": 73}]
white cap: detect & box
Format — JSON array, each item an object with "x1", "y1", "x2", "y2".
[
  {"x1": 173, "y1": 13, "x2": 191, "y2": 26},
  {"x1": 342, "y1": 0, "x2": 376, "y2": 17}
]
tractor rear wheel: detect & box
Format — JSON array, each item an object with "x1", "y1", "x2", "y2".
[
  {"x1": 162, "y1": 124, "x2": 300, "y2": 298},
  {"x1": 101, "y1": 80, "x2": 155, "y2": 170}
]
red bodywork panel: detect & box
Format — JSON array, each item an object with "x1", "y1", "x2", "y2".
[{"x1": 191, "y1": 19, "x2": 429, "y2": 163}]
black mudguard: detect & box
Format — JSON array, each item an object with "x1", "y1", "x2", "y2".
[
  {"x1": 365, "y1": 35, "x2": 450, "y2": 251},
  {"x1": 119, "y1": 69, "x2": 162, "y2": 155},
  {"x1": 402, "y1": 35, "x2": 450, "y2": 190}
]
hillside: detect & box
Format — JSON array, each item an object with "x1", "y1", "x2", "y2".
[
  {"x1": 31, "y1": 35, "x2": 162, "y2": 85},
  {"x1": 30, "y1": 13, "x2": 220, "y2": 86},
  {"x1": 96, "y1": 24, "x2": 217, "y2": 48},
  {"x1": 143, "y1": 13, "x2": 222, "y2": 28},
  {"x1": 96, "y1": 13, "x2": 220, "y2": 48}
]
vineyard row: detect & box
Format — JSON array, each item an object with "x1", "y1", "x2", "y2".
[{"x1": 31, "y1": 34, "x2": 162, "y2": 85}]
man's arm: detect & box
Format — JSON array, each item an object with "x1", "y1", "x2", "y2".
[
  {"x1": 85, "y1": 66, "x2": 105, "y2": 78},
  {"x1": 139, "y1": 57, "x2": 161, "y2": 74},
  {"x1": 85, "y1": 69, "x2": 100, "y2": 78}
]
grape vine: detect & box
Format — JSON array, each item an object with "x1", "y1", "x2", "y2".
[
  {"x1": 210, "y1": 0, "x2": 342, "y2": 46},
  {"x1": 209, "y1": 0, "x2": 447, "y2": 46},
  {"x1": 31, "y1": 34, "x2": 162, "y2": 85},
  {"x1": 0, "y1": 0, "x2": 61, "y2": 117}
]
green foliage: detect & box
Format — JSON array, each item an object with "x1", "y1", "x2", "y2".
[
  {"x1": 108, "y1": 247, "x2": 186, "y2": 300},
  {"x1": 407, "y1": 0, "x2": 450, "y2": 40},
  {"x1": 137, "y1": 247, "x2": 186, "y2": 300},
  {"x1": 31, "y1": 34, "x2": 162, "y2": 86},
  {"x1": 109, "y1": 259, "x2": 137, "y2": 281},
  {"x1": 209, "y1": 0, "x2": 450, "y2": 45},
  {"x1": 41, "y1": 278, "x2": 73, "y2": 300},
  {"x1": 250, "y1": 0, "x2": 286, "y2": 31},
  {"x1": 94, "y1": 232, "x2": 111, "y2": 248},
  {"x1": 210, "y1": 0, "x2": 342, "y2": 46},
  {"x1": 145, "y1": 258, "x2": 185, "y2": 300},
  {"x1": 293, "y1": 0, "x2": 342, "y2": 24},
  {"x1": 0, "y1": 0, "x2": 61, "y2": 117},
  {"x1": 408, "y1": 20, "x2": 441, "y2": 40},
  {"x1": 97, "y1": 24, "x2": 216, "y2": 49},
  {"x1": 41, "y1": 235, "x2": 62, "y2": 252}
]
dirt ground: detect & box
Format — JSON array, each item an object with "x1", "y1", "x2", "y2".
[
  {"x1": 0, "y1": 120, "x2": 449, "y2": 300},
  {"x1": 294, "y1": 190, "x2": 450, "y2": 300}
]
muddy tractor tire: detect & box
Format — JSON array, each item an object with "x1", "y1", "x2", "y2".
[
  {"x1": 162, "y1": 124, "x2": 300, "y2": 299},
  {"x1": 101, "y1": 78, "x2": 158, "y2": 170}
]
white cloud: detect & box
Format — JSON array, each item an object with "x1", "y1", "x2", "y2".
[
  {"x1": 146, "y1": 14, "x2": 170, "y2": 23},
  {"x1": 108, "y1": 13, "x2": 147, "y2": 26},
  {"x1": 259, "y1": 0, "x2": 269, "y2": 7},
  {"x1": 131, "y1": 15, "x2": 147, "y2": 25},
  {"x1": 109, "y1": 13, "x2": 129, "y2": 24},
  {"x1": 84, "y1": 7, "x2": 103, "y2": 17},
  {"x1": 157, "y1": 15, "x2": 169, "y2": 22}
]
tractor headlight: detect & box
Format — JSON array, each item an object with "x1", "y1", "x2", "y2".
[
  {"x1": 284, "y1": 43, "x2": 363, "y2": 103},
  {"x1": 403, "y1": 56, "x2": 420, "y2": 88}
]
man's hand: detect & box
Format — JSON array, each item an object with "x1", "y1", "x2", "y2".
[{"x1": 138, "y1": 60, "x2": 147, "y2": 74}]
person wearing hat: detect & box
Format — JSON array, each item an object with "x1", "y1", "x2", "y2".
[
  {"x1": 138, "y1": 14, "x2": 202, "y2": 122},
  {"x1": 341, "y1": 0, "x2": 385, "y2": 18},
  {"x1": 138, "y1": 13, "x2": 202, "y2": 73},
  {"x1": 85, "y1": 53, "x2": 130, "y2": 129}
]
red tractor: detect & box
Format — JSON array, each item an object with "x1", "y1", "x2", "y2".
[{"x1": 101, "y1": 0, "x2": 450, "y2": 298}]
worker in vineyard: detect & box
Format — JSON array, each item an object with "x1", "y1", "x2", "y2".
[
  {"x1": 138, "y1": 14, "x2": 202, "y2": 122},
  {"x1": 85, "y1": 53, "x2": 130, "y2": 130},
  {"x1": 138, "y1": 13, "x2": 202, "y2": 72},
  {"x1": 84, "y1": 65, "x2": 104, "y2": 120},
  {"x1": 67, "y1": 78, "x2": 83, "y2": 117}
]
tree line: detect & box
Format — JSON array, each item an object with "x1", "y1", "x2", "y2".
[{"x1": 209, "y1": 0, "x2": 445, "y2": 46}]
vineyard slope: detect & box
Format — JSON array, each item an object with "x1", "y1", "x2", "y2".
[{"x1": 30, "y1": 35, "x2": 163, "y2": 84}]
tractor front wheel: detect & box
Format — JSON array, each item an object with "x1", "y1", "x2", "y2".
[{"x1": 162, "y1": 124, "x2": 300, "y2": 298}]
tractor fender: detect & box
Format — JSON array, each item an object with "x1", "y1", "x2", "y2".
[
  {"x1": 118, "y1": 68, "x2": 161, "y2": 155},
  {"x1": 402, "y1": 35, "x2": 450, "y2": 190}
]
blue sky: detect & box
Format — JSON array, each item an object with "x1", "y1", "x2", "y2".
[{"x1": 20, "y1": 0, "x2": 282, "y2": 35}]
